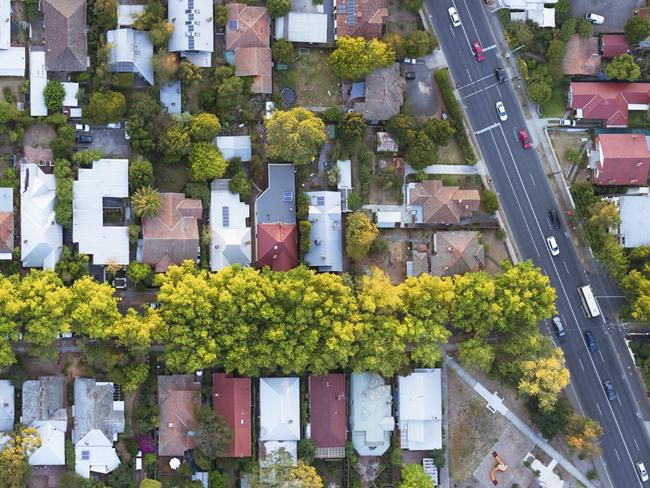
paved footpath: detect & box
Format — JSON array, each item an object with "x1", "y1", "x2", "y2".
[{"x1": 446, "y1": 356, "x2": 596, "y2": 488}]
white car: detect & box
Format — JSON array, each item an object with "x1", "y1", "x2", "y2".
[
  {"x1": 496, "y1": 101, "x2": 507, "y2": 122},
  {"x1": 448, "y1": 7, "x2": 461, "y2": 27},
  {"x1": 636, "y1": 461, "x2": 649, "y2": 482},
  {"x1": 75, "y1": 124, "x2": 90, "y2": 132},
  {"x1": 546, "y1": 236, "x2": 559, "y2": 256},
  {"x1": 107, "y1": 121, "x2": 122, "y2": 129}
]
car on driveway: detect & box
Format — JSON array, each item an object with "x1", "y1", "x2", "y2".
[
  {"x1": 448, "y1": 6, "x2": 461, "y2": 27},
  {"x1": 548, "y1": 208, "x2": 561, "y2": 229},
  {"x1": 496, "y1": 101, "x2": 507, "y2": 122},
  {"x1": 405, "y1": 71, "x2": 416, "y2": 80},
  {"x1": 585, "y1": 12, "x2": 605, "y2": 24},
  {"x1": 518, "y1": 129, "x2": 531, "y2": 149},
  {"x1": 107, "y1": 121, "x2": 122, "y2": 129},
  {"x1": 75, "y1": 134, "x2": 92, "y2": 144},
  {"x1": 560, "y1": 119, "x2": 576, "y2": 127},
  {"x1": 584, "y1": 330, "x2": 597, "y2": 352},
  {"x1": 495, "y1": 67, "x2": 505, "y2": 84},
  {"x1": 75, "y1": 124, "x2": 90, "y2": 132},
  {"x1": 471, "y1": 41, "x2": 485, "y2": 62},
  {"x1": 552, "y1": 316, "x2": 565, "y2": 337},
  {"x1": 602, "y1": 380, "x2": 617, "y2": 401},
  {"x1": 546, "y1": 236, "x2": 559, "y2": 256}
]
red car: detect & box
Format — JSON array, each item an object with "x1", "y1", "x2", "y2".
[
  {"x1": 471, "y1": 41, "x2": 485, "y2": 62},
  {"x1": 518, "y1": 129, "x2": 531, "y2": 149}
]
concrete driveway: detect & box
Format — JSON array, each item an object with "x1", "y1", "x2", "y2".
[
  {"x1": 83, "y1": 127, "x2": 131, "y2": 159},
  {"x1": 403, "y1": 60, "x2": 438, "y2": 118},
  {"x1": 571, "y1": 0, "x2": 644, "y2": 32}
]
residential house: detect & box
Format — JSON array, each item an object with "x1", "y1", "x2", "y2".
[
  {"x1": 212, "y1": 373, "x2": 252, "y2": 458},
  {"x1": 376, "y1": 132, "x2": 398, "y2": 153},
  {"x1": 309, "y1": 374, "x2": 347, "y2": 459},
  {"x1": 275, "y1": 12, "x2": 328, "y2": 44},
  {"x1": 22, "y1": 377, "x2": 67, "y2": 465},
  {"x1": 0, "y1": 1, "x2": 25, "y2": 78},
  {"x1": 117, "y1": 4, "x2": 145, "y2": 27},
  {"x1": 304, "y1": 191, "x2": 343, "y2": 272},
  {"x1": 406, "y1": 179, "x2": 481, "y2": 225},
  {"x1": 569, "y1": 82, "x2": 650, "y2": 127},
  {"x1": 429, "y1": 231, "x2": 484, "y2": 276},
  {"x1": 215, "y1": 136, "x2": 252, "y2": 162},
  {"x1": 107, "y1": 28, "x2": 154, "y2": 85},
  {"x1": 375, "y1": 210, "x2": 403, "y2": 228},
  {"x1": 600, "y1": 34, "x2": 630, "y2": 59},
  {"x1": 350, "y1": 372, "x2": 394, "y2": 456},
  {"x1": 0, "y1": 380, "x2": 13, "y2": 432},
  {"x1": 142, "y1": 192, "x2": 202, "y2": 272},
  {"x1": 562, "y1": 35, "x2": 600, "y2": 76},
  {"x1": 496, "y1": 0, "x2": 557, "y2": 27},
  {"x1": 259, "y1": 377, "x2": 300, "y2": 462},
  {"x1": 43, "y1": 0, "x2": 87, "y2": 72},
  {"x1": 0, "y1": 188, "x2": 13, "y2": 260},
  {"x1": 397, "y1": 369, "x2": 442, "y2": 451},
  {"x1": 72, "y1": 378, "x2": 125, "y2": 478},
  {"x1": 168, "y1": 0, "x2": 213, "y2": 67},
  {"x1": 255, "y1": 164, "x2": 298, "y2": 271},
  {"x1": 210, "y1": 180, "x2": 251, "y2": 271},
  {"x1": 334, "y1": 0, "x2": 388, "y2": 39},
  {"x1": 158, "y1": 375, "x2": 201, "y2": 458},
  {"x1": 0, "y1": 0, "x2": 9, "y2": 50},
  {"x1": 20, "y1": 163, "x2": 62, "y2": 270},
  {"x1": 590, "y1": 133, "x2": 650, "y2": 186},
  {"x1": 225, "y1": 4, "x2": 272, "y2": 93},
  {"x1": 73, "y1": 159, "x2": 130, "y2": 265},
  {"x1": 29, "y1": 50, "x2": 48, "y2": 117},
  {"x1": 337, "y1": 159, "x2": 353, "y2": 212},
  {"x1": 603, "y1": 193, "x2": 650, "y2": 248},
  {"x1": 354, "y1": 64, "x2": 405, "y2": 122},
  {"x1": 160, "y1": 80, "x2": 182, "y2": 114}
]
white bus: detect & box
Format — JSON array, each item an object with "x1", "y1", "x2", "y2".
[{"x1": 578, "y1": 285, "x2": 600, "y2": 318}]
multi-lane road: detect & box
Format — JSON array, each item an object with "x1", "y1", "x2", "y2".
[{"x1": 424, "y1": 1, "x2": 650, "y2": 486}]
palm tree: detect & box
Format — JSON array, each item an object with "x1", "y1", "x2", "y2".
[{"x1": 131, "y1": 186, "x2": 162, "y2": 219}]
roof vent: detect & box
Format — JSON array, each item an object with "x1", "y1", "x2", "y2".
[{"x1": 168, "y1": 422, "x2": 175, "y2": 428}]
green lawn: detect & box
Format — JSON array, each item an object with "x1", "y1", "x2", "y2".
[
  {"x1": 541, "y1": 83, "x2": 566, "y2": 118},
  {"x1": 153, "y1": 159, "x2": 188, "y2": 193}
]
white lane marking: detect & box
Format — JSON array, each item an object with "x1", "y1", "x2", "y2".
[
  {"x1": 466, "y1": 68, "x2": 472, "y2": 81},
  {"x1": 599, "y1": 350, "x2": 605, "y2": 363},
  {"x1": 457, "y1": 72, "x2": 495, "y2": 90},
  {"x1": 634, "y1": 438, "x2": 640, "y2": 451},
  {"x1": 449, "y1": 24, "x2": 456, "y2": 37},
  {"x1": 578, "y1": 358, "x2": 585, "y2": 371},
  {"x1": 483, "y1": 44, "x2": 498, "y2": 51},
  {"x1": 496, "y1": 85, "x2": 502, "y2": 97},
  {"x1": 614, "y1": 448, "x2": 621, "y2": 462},
  {"x1": 461, "y1": 0, "x2": 483, "y2": 46},
  {"x1": 596, "y1": 402, "x2": 603, "y2": 416},
  {"x1": 451, "y1": 0, "x2": 474, "y2": 54},
  {"x1": 617, "y1": 395, "x2": 623, "y2": 408},
  {"x1": 475, "y1": 123, "x2": 500, "y2": 135},
  {"x1": 529, "y1": 173, "x2": 536, "y2": 187},
  {"x1": 461, "y1": 82, "x2": 500, "y2": 99},
  {"x1": 563, "y1": 261, "x2": 570, "y2": 275}
]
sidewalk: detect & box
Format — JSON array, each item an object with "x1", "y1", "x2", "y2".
[
  {"x1": 446, "y1": 356, "x2": 596, "y2": 488},
  {"x1": 404, "y1": 163, "x2": 480, "y2": 176}
]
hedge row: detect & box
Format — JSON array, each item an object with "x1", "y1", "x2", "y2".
[{"x1": 434, "y1": 69, "x2": 477, "y2": 164}]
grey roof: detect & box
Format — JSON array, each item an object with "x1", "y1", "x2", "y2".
[
  {"x1": 304, "y1": 191, "x2": 343, "y2": 272},
  {"x1": 73, "y1": 378, "x2": 124, "y2": 444},
  {"x1": 43, "y1": 0, "x2": 87, "y2": 72},
  {"x1": 107, "y1": 28, "x2": 154, "y2": 85},
  {"x1": 619, "y1": 195, "x2": 650, "y2": 248},
  {"x1": 255, "y1": 164, "x2": 296, "y2": 225},
  {"x1": 354, "y1": 64, "x2": 405, "y2": 121},
  {"x1": 160, "y1": 81, "x2": 182, "y2": 114},
  {"x1": 0, "y1": 380, "x2": 14, "y2": 432},
  {"x1": 0, "y1": 187, "x2": 11, "y2": 212},
  {"x1": 214, "y1": 136, "x2": 252, "y2": 162},
  {"x1": 22, "y1": 376, "x2": 66, "y2": 426}
]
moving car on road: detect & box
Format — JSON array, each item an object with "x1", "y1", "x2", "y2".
[
  {"x1": 548, "y1": 208, "x2": 561, "y2": 229},
  {"x1": 636, "y1": 461, "x2": 649, "y2": 482},
  {"x1": 552, "y1": 316, "x2": 565, "y2": 337},
  {"x1": 448, "y1": 7, "x2": 461, "y2": 27},
  {"x1": 495, "y1": 67, "x2": 505, "y2": 84},
  {"x1": 602, "y1": 380, "x2": 617, "y2": 401},
  {"x1": 495, "y1": 101, "x2": 507, "y2": 122},
  {"x1": 583, "y1": 331, "x2": 597, "y2": 352},
  {"x1": 518, "y1": 129, "x2": 531, "y2": 149},
  {"x1": 471, "y1": 41, "x2": 485, "y2": 62},
  {"x1": 546, "y1": 236, "x2": 559, "y2": 256}
]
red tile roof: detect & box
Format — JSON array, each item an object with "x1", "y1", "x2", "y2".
[
  {"x1": 158, "y1": 375, "x2": 200, "y2": 458},
  {"x1": 225, "y1": 3, "x2": 270, "y2": 51},
  {"x1": 234, "y1": 47, "x2": 272, "y2": 94},
  {"x1": 335, "y1": 0, "x2": 388, "y2": 39},
  {"x1": 212, "y1": 373, "x2": 252, "y2": 458},
  {"x1": 570, "y1": 82, "x2": 650, "y2": 127},
  {"x1": 0, "y1": 212, "x2": 13, "y2": 256},
  {"x1": 256, "y1": 223, "x2": 298, "y2": 271},
  {"x1": 595, "y1": 134, "x2": 650, "y2": 186},
  {"x1": 409, "y1": 180, "x2": 480, "y2": 225},
  {"x1": 601, "y1": 35, "x2": 630, "y2": 59},
  {"x1": 309, "y1": 374, "x2": 347, "y2": 449}
]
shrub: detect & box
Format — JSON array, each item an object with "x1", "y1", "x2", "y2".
[
  {"x1": 482, "y1": 189, "x2": 499, "y2": 214},
  {"x1": 44, "y1": 80, "x2": 65, "y2": 113},
  {"x1": 272, "y1": 39, "x2": 295, "y2": 64}
]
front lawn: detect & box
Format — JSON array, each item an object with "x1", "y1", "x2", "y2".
[
  {"x1": 541, "y1": 83, "x2": 567, "y2": 118},
  {"x1": 273, "y1": 49, "x2": 341, "y2": 107}
]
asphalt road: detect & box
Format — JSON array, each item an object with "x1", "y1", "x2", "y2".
[{"x1": 425, "y1": 1, "x2": 650, "y2": 486}]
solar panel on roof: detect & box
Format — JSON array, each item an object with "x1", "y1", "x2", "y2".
[
  {"x1": 317, "y1": 196, "x2": 325, "y2": 206},
  {"x1": 284, "y1": 191, "x2": 293, "y2": 202},
  {"x1": 222, "y1": 206, "x2": 230, "y2": 227},
  {"x1": 348, "y1": 0, "x2": 356, "y2": 26},
  {"x1": 188, "y1": 36, "x2": 195, "y2": 49},
  {"x1": 339, "y1": 4, "x2": 346, "y2": 13},
  {"x1": 82, "y1": 451, "x2": 90, "y2": 460}
]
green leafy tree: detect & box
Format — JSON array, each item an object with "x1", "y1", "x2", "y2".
[
  {"x1": 265, "y1": 107, "x2": 325, "y2": 165},
  {"x1": 0, "y1": 275, "x2": 22, "y2": 368},
  {"x1": 400, "y1": 464, "x2": 435, "y2": 488},
  {"x1": 195, "y1": 406, "x2": 233, "y2": 460},
  {"x1": 129, "y1": 159, "x2": 155, "y2": 191},
  {"x1": 405, "y1": 30, "x2": 432, "y2": 58},
  {"x1": 152, "y1": 51, "x2": 179, "y2": 83},
  {"x1": 149, "y1": 21, "x2": 174, "y2": 48},
  {"x1": 215, "y1": 5, "x2": 227, "y2": 25},
  {"x1": 0, "y1": 426, "x2": 42, "y2": 488},
  {"x1": 69, "y1": 276, "x2": 121, "y2": 339},
  {"x1": 299, "y1": 220, "x2": 312, "y2": 260},
  {"x1": 518, "y1": 347, "x2": 570, "y2": 412},
  {"x1": 386, "y1": 113, "x2": 418, "y2": 147},
  {"x1": 605, "y1": 53, "x2": 641, "y2": 81},
  {"x1": 217, "y1": 75, "x2": 245, "y2": 118},
  {"x1": 338, "y1": 112, "x2": 366, "y2": 141},
  {"x1": 55, "y1": 246, "x2": 90, "y2": 284},
  {"x1": 422, "y1": 118, "x2": 455, "y2": 146},
  {"x1": 94, "y1": 0, "x2": 117, "y2": 29},
  {"x1": 127, "y1": 262, "x2": 153, "y2": 285},
  {"x1": 528, "y1": 80, "x2": 552, "y2": 105},
  {"x1": 527, "y1": 396, "x2": 573, "y2": 439},
  {"x1": 406, "y1": 131, "x2": 436, "y2": 170},
  {"x1": 160, "y1": 121, "x2": 191, "y2": 163},
  {"x1": 51, "y1": 124, "x2": 76, "y2": 159},
  {"x1": 345, "y1": 212, "x2": 378, "y2": 261},
  {"x1": 132, "y1": 186, "x2": 162, "y2": 219},
  {"x1": 558, "y1": 17, "x2": 576, "y2": 41},
  {"x1": 177, "y1": 59, "x2": 203, "y2": 85},
  {"x1": 188, "y1": 142, "x2": 228, "y2": 182},
  {"x1": 547, "y1": 39, "x2": 566, "y2": 66},
  {"x1": 229, "y1": 170, "x2": 252, "y2": 200},
  {"x1": 190, "y1": 113, "x2": 222, "y2": 142},
  {"x1": 272, "y1": 39, "x2": 295, "y2": 64},
  {"x1": 481, "y1": 189, "x2": 499, "y2": 213},
  {"x1": 328, "y1": 36, "x2": 395, "y2": 80},
  {"x1": 458, "y1": 337, "x2": 495, "y2": 371},
  {"x1": 72, "y1": 149, "x2": 103, "y2": 167},
  {"x1": 565, "y1": 414, "x2": 603, "y2": 458},
  {"x1": 267, "y1": 0, "x2": 290, "y2": 18},
  {"x1": 43, "y1": 80, "x2": 65, "y2": 113},
  {"x1": 85, "y1": 91, "x2": 126, "y2": 124},
  {"x1": 512, "y1": 21, "x2": 534, "y2": 46},
  {"x1": 53, "y1": 158, "x2": 73, "y2": 226},
  {"x1": 383, "y1": 33, "x2": 406, "y2": 60},
  {"x1": 576, "y1": 18, "x2": 593, "y2": 38},
  {"x1": 625, "y1": 15, "x2": 650, "y2": 45},
  {"x1": 127, "y1": 92, "x2": 164, "y2": 155},
  {"x1": 404, "y1": 0, "x2": 423, "y2": 14}
]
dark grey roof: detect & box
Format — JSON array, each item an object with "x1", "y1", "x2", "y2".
[
  {"x1": 43, "y1": 0, "x2": 87, "y2": 72},
  {"x1": 22, "y1": 376, "x2": 66, "y2": 426},
  {"x1": 255, "y1": 164, "x2": 296, "y2": 225},
  {"x1": 73, "y1": 378, "x2": 124, "y2": 443}
]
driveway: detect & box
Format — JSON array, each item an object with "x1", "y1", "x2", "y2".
[
  {"x1": 403, "y1": 60, "x2": 438, "y2": 118},
  {"x1": 571, "y1": 0, "x2": 644, "y2": 32},
  {"x1": 84, "y1": 127, "x2": 131, "y2": 159}
]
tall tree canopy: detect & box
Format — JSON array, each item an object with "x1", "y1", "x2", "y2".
[{"x1": 265, "y1": 108, "x2": 325, "y2": 166}]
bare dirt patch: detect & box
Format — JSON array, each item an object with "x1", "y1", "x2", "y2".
[
  {"x1": 364, "y1": 228, "x2": 408, "y2": 284},
  {"x1": 548, "y1": 130, "x2": 590, "y2": 181},
  {"x1": 480, "y1": 229, "x2": 511, "y2": 275},
  {"x1": 437, "y1": 138, "x2": 464, "y2": 165},
  {"x1": 385, "y1": 0, "x2": 420, "y2": 36},
  {"x1": 24, "y1": 123, "x2": 56, "y2": 148}
]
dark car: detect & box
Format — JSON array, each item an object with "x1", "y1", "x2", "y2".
[
  {"x1": 495, "y1": 67, "x2": 505, "y2": 84},
  {"x1": 405, "y1": 72, "x2": 416, "y2": 80},
  {"x1": 471, "y1": 41, "x2": 485, "y2": 62},
  {"x1": 602, "y1": 380, "x2": 617, "y2": 401},
  {"x1": 584, "y1": 330, "x2": 597, "y2": 352},
  {"x1": 518, "y1": 129, "x2": 531, "y2": 150},
  {"x1": 552, "y1": 316, "x2": 565, "y2": 337},
  {"x1": 75, "y1": 134, "x2": 93, "y2": 144},
  {"x1": 548, "y1": 209, "x2": 561, "y2": 229}
]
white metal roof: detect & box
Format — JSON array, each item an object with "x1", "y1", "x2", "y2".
[
  {"x1": 210, "y1": 179, "x2": 251, "y2": 271},
  {"x1": 160, "y1": 80, "x2": 182, "y2": 114},
  {"x1": 259, "y1": 377, "x2": 300, "y2": 442},
  {"x1": 117, "y1": 4, "x2": 145, "y2": 26},
  {"x1": 350, "y1": 373, "x2": 394, "y2": 456},
  {"x1": 107, "y1": 28, "x2": 154, "y2": 85},
  {"x1": 214, "y1": 136, "x2": 252, "y2": 162},
  {"x1": 0, "y1": 187, "x2": 11, "y2": 213},
  {"x1": 74, "y1": 429, "x2": 121, "y2": 478},
  {"x1": 0, "y1": 47, "x2": 26, "y2": 77},
  {"x1": 336, "y1": 160, "x2": 352, "y2": 189},
  {"x1": 304, "y1": 191, "x2": 342, "y2": 272},
  {"x1": 168, "y1": 0, "x2": 214, "y2": 67},
  {"x1": 72, "y1": 159, "x2": 129, "y2": 265},
  {"x1": 275, "y1": 12, "x2": 327, "y2": 44},
  {"x1": 20, "y1": 163, "x2": 62, "y2": 270},
  {"x1": 29, "y1": 50, "x2": 47, "y2": 116},
  {"x1": 0, "y1": 0, "x2": 9, "y2": 49},
  {"x1": 398, "y1": 369, "x2": 442, "y2": 451},
  {"x1": 619, "y1": 195, "x2": 650, "y2": 248},
  {"x1": 376, "y1": 211, "x2": 402, "y2": 228},
  {"x1": 0, "y1": 380, "x2": 13, "y2": 432},
  {"x1": 29, "y1": 420, "x2": 67, "y2": 465}
]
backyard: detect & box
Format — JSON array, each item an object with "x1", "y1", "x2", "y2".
[
  {"x1": 273, "y1": 49, "x2": 342, "y2": 107},
  {"x1": 153, "y1": 159, "x2": 188, "y2": 193},
  {"x1": 541, "y1": 83, "x2": 568, "y2": 117}
]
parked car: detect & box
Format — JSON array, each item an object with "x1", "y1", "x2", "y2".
[
  {"x1": 75, "y1": 124, "x2": 90, "y2": 132},
  {"x1": 496, "y1": 101, "x2": 507, "y2": 122},
  {"x1": 107, "y1": 121, "x2": 122, "y2": 129},
  {"x1": 448, "y1": 6, "x2": 461, "y2": 27},
  {"x1": 471, "y1": 41, "x2": 485, "y2": 62},
  {"x1": 495, "y1": 67, "x2": 505, "y2": 84},
  {"x1": 518, "y1": 129, "x2": 531, "y2": 149},
  {"x1": 75, "y1": 134, "x2": 93, "y2": 144},
  {"x1": 583, "y1": 330, "x2": 597, "y2": 352},
  {"x1": 546, "y1": 236, "x2": 559, "y2": 256},
  {"x1": 548, "y1": 208, "x2": 561, "y2": 229},
  {"x1": 552, "y1": 316, "x2": 565, "y2": 337},
  {"x1": 585, "y1": 12, "x2": 605, "y2": 24},
  {"x1": 405, "y1": 71, "x2": 416, "y2": 80},
  {"x1": 559, "y1": 119, "x2": 576, "y2": 127},
  {"x1": 403, "y1": 58, "x2": 417, "y2": 65},
  {"x1": 636, "y1": 461, "x2": 649, "y2": 482},
  {"x1": 602, "y1": 380, "x2": 617, "y2": 401}
]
